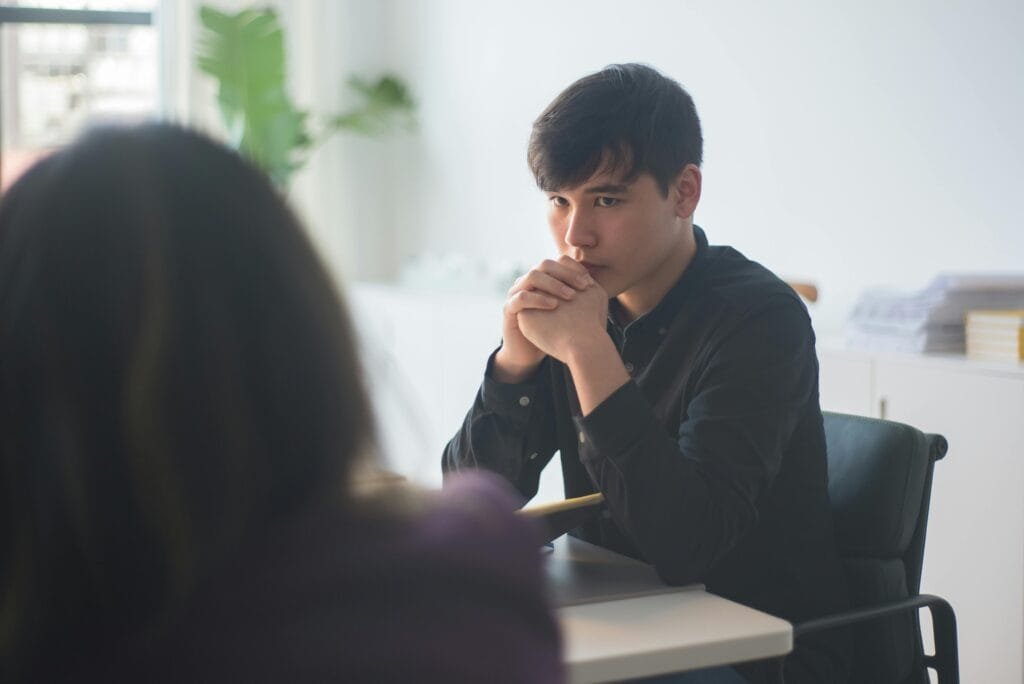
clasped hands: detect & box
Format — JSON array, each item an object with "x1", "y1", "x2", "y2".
[{"x1": 494, "y1": 256, "x2": 609, "y2": 382}]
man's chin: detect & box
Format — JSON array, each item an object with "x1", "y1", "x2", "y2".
[{"x1": 592, "y1": 276, "x2": 618, "y2": 299}]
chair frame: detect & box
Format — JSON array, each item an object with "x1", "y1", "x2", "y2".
[
  {"x1": 771, "y1": 414, "x2": 960, "y2": 684},
  {"x1": 773, "y1": 593, "x2": 959, "y2": 683}
]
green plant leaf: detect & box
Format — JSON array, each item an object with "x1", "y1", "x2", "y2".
[
  {"x1": 197, "y1": 5, "x2": 417, "y2": 187},
  {"x1": 197, "y1": 5, "x2": 305, "y2": 185},
  {"x1": 330, "y1": 74, "x2": 417, "y2": 137}
]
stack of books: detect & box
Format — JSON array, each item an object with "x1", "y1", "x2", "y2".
[
  {"x1": 847, "y1": 273, "x2": 1024, "y2": 354},
  {"x1": 965, "y1": 310, "x2": 1024, "y2": 362}
]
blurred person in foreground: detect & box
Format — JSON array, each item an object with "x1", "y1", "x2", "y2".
[
  {"x1": 444, "y1": 63, "x2": 850, "y2": 683},
  {"x1": 0, "y1": 124, "x2": 562, "y2": 683}
]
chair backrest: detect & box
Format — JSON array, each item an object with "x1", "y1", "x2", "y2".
[{"x1": 823, "y1": 412, "x2": 948, "y2": 684}]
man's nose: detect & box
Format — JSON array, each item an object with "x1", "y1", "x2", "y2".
[{"x1": 564, "y1": 208, "x2": 596, "y2": 248}]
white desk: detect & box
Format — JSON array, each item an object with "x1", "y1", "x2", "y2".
[{"x1": 550, "y1": 537, "x2": 792, "y2": 684}]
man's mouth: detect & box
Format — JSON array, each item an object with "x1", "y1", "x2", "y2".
[{"x1": 580, "y1": 261, "x2": 605, "y2": 276}]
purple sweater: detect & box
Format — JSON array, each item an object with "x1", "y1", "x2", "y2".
[{"x1": 63, "y1": 472, "x2": 564, "y2": 683}]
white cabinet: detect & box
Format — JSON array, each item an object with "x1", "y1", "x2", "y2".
[
  {"x1": 817, "y1": 349, "x2": 874, "y2": 417},
  {"x1": 818, "y1": 345, "x2": 1024, "y2": 684},
  {"x1": 349, "y1": 284, "x2": 501, "y2": 487}
]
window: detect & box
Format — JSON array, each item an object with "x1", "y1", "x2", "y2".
[{"x1": 0, "y1": 1, "x2": 159, "y2": 191}]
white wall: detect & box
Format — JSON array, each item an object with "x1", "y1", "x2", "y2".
[
  {"x1": 364, "y1": 0, "x2": 1024, "y2": 332},
  {"x1": 286, "y1": 0, "x2": 405, "y2": 286}
]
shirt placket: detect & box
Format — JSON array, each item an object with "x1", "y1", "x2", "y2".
[{"x1": 619, "y1": 321, "x2": 656, "y2": 379}]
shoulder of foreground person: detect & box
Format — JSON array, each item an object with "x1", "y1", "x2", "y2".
[
  {"x1": 85, "y1": 471, "x2": 565, "y2": 684},
  {"x1": 326, "y1": 470, "x2": 567, "y2": 683}
]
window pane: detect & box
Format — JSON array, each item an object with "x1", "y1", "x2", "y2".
[
  {"x1": 0, "y1": 6, "x2": 159, "y2": 191},
  {"x1": 2, "y1": 1, "x2": 156, "y2": 10}
]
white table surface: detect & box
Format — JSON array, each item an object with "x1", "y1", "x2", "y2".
[{"x1": 550, "y1": 537, "x2": 793, "y2": 684}]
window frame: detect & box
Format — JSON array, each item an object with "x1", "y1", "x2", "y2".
[{"x1": 0, "y1": 4, "x2": 156, "y2": 185}]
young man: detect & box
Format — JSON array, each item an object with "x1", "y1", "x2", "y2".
[{"x1": 443, "y1": 64, "x2": 850, "y2": 684}]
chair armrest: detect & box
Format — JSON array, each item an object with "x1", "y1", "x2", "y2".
[{"x1": 771, "y1": 594, "x2": 959, "y2": 684}]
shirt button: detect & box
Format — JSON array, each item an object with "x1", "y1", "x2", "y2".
[
  {"x1": 658, "y1": 327, "x2": 668, "y2": 336},
  {"x1": 518, "y1": 396, "x2": 530, "y2": 407},
  {"x1": 528, "y1": 452, "x2": 538, "y2": 460},
  {"x1": 578, "y1": 431, "x2": 586, "y2": 444},
  {"x1": 624, "y1": 362, "x2": 635, "y2": 374}
]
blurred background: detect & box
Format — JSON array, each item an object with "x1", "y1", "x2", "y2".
[
  {"x1": 3, "y1": 1, "x2": 1022, "y2": 323},
  {"x1": 1, "y1": 0, "x2": 1022, "y2": 482}
]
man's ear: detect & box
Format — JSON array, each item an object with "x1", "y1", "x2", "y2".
[{"x1": 672, "y1": 164, "x2": 702, "y2": 220}]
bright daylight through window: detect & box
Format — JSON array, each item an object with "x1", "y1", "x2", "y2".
[{"x1": 0, "y1": 1, "x2": 159, "y2": 191}]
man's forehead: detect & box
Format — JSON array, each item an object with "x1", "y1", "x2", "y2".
[{"x1": 556, "y1": 167, "x2": 640, "y2": 194}]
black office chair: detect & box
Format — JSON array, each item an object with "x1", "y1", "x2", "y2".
[{"x1": 774, "y1": 412, "x2": 959, "y2": 683}]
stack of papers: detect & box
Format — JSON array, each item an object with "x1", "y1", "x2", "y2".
[{"x1": 847, "y1": 274, "x2": 1024, "y2": 354}]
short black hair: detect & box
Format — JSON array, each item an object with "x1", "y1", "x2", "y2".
[{"x1": 528, "y1": 63, "x2": 703, "y2": 196}]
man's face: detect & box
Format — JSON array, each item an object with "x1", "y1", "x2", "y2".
[{"x1": 546, "y1": 167, "x2": 695, "y2": 311}]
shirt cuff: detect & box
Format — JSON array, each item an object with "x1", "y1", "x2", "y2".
[
  {"x1": 480, "y1": 348, "x2": 543, "y2": 416},
  {"x1": 575, "y1": 380, "x2": 655, "y2": 461}
]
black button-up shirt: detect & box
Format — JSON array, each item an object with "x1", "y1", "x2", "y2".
[{"x1": 444, "y1": 226, "x2": 850, "y2": 682}]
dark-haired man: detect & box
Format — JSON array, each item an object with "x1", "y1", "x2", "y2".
[{"x1": 443, "y1": 64, "x2": 850, "y2": 684}]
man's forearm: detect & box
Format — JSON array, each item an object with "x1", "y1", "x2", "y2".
[
  {"x1": 443, "y1": 352, "x2": 559, "y2": 501},
  {"x1": 565, "y1": 336, "x2": 631, "y2": 416}
]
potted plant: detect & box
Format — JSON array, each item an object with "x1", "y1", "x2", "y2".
[{"x1": 196, "y1": 5, "x2": 415, "y2": 187}]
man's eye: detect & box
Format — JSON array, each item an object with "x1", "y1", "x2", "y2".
[
  {"x1": 596, "y1": 197, "x2": 620, "y2": 208},
  {"x1": 549, "y1": 196, "x2": 569, "y2": 207}
]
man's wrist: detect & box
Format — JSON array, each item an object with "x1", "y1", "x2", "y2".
[
  {"x1": 492, "y1": 347, "x2": 543, "y2": 384},
  {"x1": 564, "y1": 330, "x2": 616, "y2": 370},
  {"x1": 566, "y1": 334, "x2": 631, "y2": 416}
]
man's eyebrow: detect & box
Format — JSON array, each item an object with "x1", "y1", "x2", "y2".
[{"x1": 583, "y1": 183, "x2": 631, "y2": 194}]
